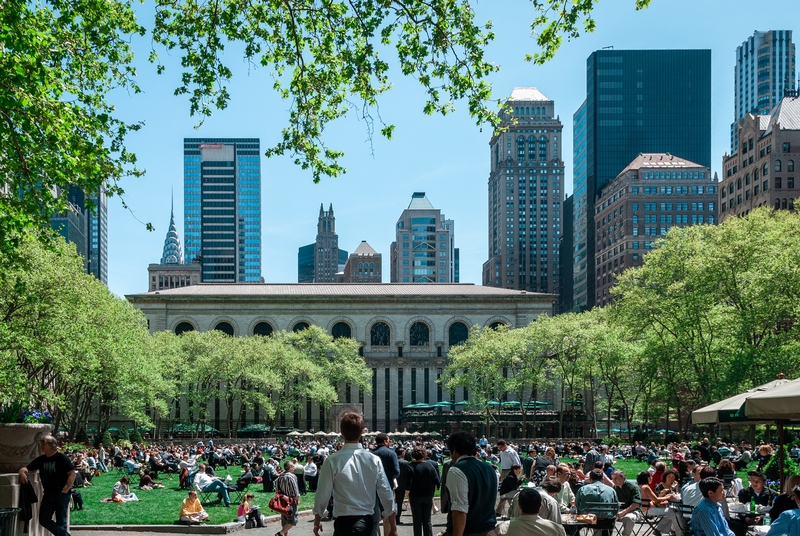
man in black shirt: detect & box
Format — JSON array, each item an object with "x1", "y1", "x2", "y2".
[{"x1": 19, "y1": 435, "x2": 76, "y2": 536}]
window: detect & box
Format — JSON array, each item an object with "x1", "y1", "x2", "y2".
[
  {"x1": 776, "y1": 177, "x2": 782, "y2": 189},
  {"x1": 215, "y1": 321, "x2": 234, "y2": 335},
  {"x1": 253, "y1": 322, "x2": 273, "y2": 337},
  {"x1": 763, "y1": 163, "x2": 769, "y2": 176},
  {"x1": 784, "y1": 143, "x2": 791, "y2": 152},
  {"x1": 331, "y1": 322, "x2": 352, "y2": 339},
  {"x1": 789, "y1": 160, "x2": 795, "y2": 172},
  {"x1": 776, "y1": 160, "x2": 782, "y2": 172},
  {"x1": 448, "y1": 322, "x2": 469, "y2": 347},
  {"x1": 789, "y1": 178, "x2": 795, "y2": 189},
  {"x1": 370, "y1": 322, "x2": 391, "y2": 345},
  {"x1": 174, "y1": 322, "x2": 194, "y2": 335},
  {"x1": 292, "y1": 321, "x2": 309, "y2": 333},
  {"x1": 410, "y1": 322, "x2": 430, "y2": 346}
]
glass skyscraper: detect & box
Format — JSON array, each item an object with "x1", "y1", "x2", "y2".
[
  {"x1": 86, "y1": 190, "x2": 108, "y2": 286},
  {"x1": 183, "y1": 138, "x2": 261, "y2": 283},
  {"x1": 732, "y1": 30, "x2": 796, "y2": 152},
  {"x1": 569, "y1": 49, "x2": 711, "y2": 310}
]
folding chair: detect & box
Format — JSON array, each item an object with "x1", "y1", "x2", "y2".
[
  {"x1": 722, "y1": 474, "x2": 736, "y2": 499},
  {"x1": 585, "y1": 501, "x2": 619, "y2": 536},
  {"x1": 229, "y1": 482, "x2": 249, "y2": 505},
  {"x1": 670, "y1": 502, "x2": 693, "y2": 536},
  {"x1": 635, "y1": 499, "x2": 666, "y2": 536}
]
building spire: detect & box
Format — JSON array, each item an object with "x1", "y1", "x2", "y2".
[{"x1": 161, "y1": 203, "x2": 183, "y2": 264}]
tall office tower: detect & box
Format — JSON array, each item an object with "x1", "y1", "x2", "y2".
[
  {"x1": 342, "y1": 241, "x2": 383, "y2": 282},
  {"x1": 148, "y1": 204, "x2": 201, "y2": 291},
  {"x1": 183, "y1": 138, "x2": 262, "y2": 283},
  {"x1": 570, "y1": 50, "x2": 711, "y2": 311},
  {"x1": 390, "y1": 192, "x2": 456, "y2": 283},
  {"x1": 315, "y1": 203, "x2": 340, "y2": 282},
  {"x1": 732, "y1": 31, "x2": 796, "y2": 152},
  {"x1": 298, "y1": 244, "x2": 315, "y2": 282},
  {"x1": 50, "y1": 185, "x2": 87, "y2": 271},
  {"x1": 86, "y1": 189, "x2": 108, "y2": 286},
  {"x1": 594, "y1": 154, "x2": 717, "y2": 307},
  {"x1": 482, "y1": 88, "x2": 564, "y2": 294}
]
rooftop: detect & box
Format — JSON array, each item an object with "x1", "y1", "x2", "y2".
[
  {"x1": 510, "y1": 87, "x2": 551, "y2": 102},
  {"x1": 620, "y1": 153, "x2": 705, "y2": 173},
  {"x1": 766, "y1": 94, "x2": 800, "y2": 134},
  {"x1": 352, "y1": 241, "x2": 378, "y2": 256},
  {"x1": 406, "y1": 192, "x2": 435, "y2": 210},
  {"x1": 129, "y1": 283, "x2": 550, "y2": 299}
]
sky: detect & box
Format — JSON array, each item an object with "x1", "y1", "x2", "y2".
[{"x1": 108, "y1": 0, "x2": 798, "y2": 298}]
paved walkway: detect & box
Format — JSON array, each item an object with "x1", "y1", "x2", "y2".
[{"x1": 73, "y1": 508, "x2": 449, "y2": 536}]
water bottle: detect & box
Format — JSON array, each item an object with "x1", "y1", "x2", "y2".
[
  {"x1": 569, "y1": 502, "x2": 577, "y2": 522},
  {"x1": 763, "y1": 513, "x2": 771, "y2": 526}
]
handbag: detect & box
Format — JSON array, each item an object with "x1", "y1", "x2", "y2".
[{"x1": 268, "y1": 490, "x2": 292, "y2": 516}]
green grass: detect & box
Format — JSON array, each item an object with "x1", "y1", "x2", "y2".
[{"x1": 70, "y1": 468, "x2": 320, "y2": 525}]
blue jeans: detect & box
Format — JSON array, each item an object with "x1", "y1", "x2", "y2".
[
  {"x1": 203, "y1": 480, "x2": 230, "y2": 505},
  {"x1": 39, "y1": 492, "x2": 71, "y2": 536}
]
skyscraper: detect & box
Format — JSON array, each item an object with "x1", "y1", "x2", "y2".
[
  {"x1": 482, "y1": 88, "x2": 564, "y2": 294},
  {"x1": 86, "y1": 190, "x2": 108, "y2": 286},
  {"x1": 297, "y1": 204, "x2": 348, "y2": 282},
  {"x1": 50, "y1": 185, "x2": 87, "y2": 269},
  {"x1": 732, "y1": 31, "x2": 796, "y2": 152},
  {"x1": 569, "y1": 49, "x2": 711, "y2": 311},
  {"x1": 390, "y1": 192, "x2": 456, "y2": 283},
  {"x1": 315, "y1": 203, "x2": 339, "y2": 282},
  {"x1": 148, "y1": 204, "x2": 200, "y2": 291},
  {"x1": 183, "y1": 138, "x2": 262, "y2": 283}
]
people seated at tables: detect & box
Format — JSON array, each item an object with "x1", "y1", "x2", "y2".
[
  {"x1": 238, "y1": 493, "x2": 265, "y2": 528},
  {"x1": 651, "y1": 461, "x2": 666, "y2": 487},
  {"x1": 732, "y1": 447, "x2": 752, "y2": 471},
  {"x1": 682, "y1": 465, "x2": 707, "y2": 507},
  {"x1": 536, "y1": 477, "x2": 563, "y2": 524},
  {"x1": 612, "y1": 470, "x2": 641, "y2": 536},
  {"x1": 112, "y1": 475, "x2": 140, "y2": 502},
  {"x1": 770, "y1": 475, "x2": 800, "y2": 521},
  {"x1": 180, "y1": 490, "x2": 210, "y2": 523},
  {"x1": 737, "y1": 471, "x2": 778, "y2": 507},
  {"x1": 497, "y1": 464, "x2": 524, "y2": 518},
  {"x1": 767, "y1": 485, "x2": 800, "y2": 536},
  {"x1": 636, "y1": 471, "x2": 670, "y2": 512},
  {"x1": 576, "y1": 468, "x2": 618, "y2": 534},
  {"x1": 692, "y1": 478, "x2": 735, "y2": 536},
  {"x1": 554, "y1": 465, "x2": 576, "y2": 514},
  {"x1": 654, "y1": 469, "x2": 680, "y2": 502},
  {"x1": 496, "y1": 488, "x2": 566, "y2": 536},
  {"x1": 194, "y1": 463, "x2": 231, "y2": 507},
  {"x1": 756, "y1": 446, "x2": 773, "y2": 472}
]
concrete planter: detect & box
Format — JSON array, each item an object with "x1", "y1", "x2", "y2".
[{"x1": 0, "y1": 423, "x2": 53, "y2": 473}]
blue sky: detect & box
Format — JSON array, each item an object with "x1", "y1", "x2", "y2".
[{"x1": 109, "y1": 0, "x2": 797, "y2": 297}]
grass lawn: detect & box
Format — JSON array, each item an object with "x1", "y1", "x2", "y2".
[{"x1": 70, "y1": 468, "x2": 320, "y2": 525}]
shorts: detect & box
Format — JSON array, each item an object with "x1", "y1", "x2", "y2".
[{"x1": 281, "y1": 504, "x2": 298, "y2": 526}]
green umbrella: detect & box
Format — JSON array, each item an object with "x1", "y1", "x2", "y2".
[
  {"x1": 433, "y1": 401, "x2": 455, "y2": 408},
  {"x1": 237, "y1": 424, "x2": 271, "y2": 433},
  {"x1": 404, "y1": 403, "x2": 433, "y2": 410}
]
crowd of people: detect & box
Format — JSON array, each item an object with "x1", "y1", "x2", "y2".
[{"x1": 17, "y1": 430, "x2": 800, "y2": 536}]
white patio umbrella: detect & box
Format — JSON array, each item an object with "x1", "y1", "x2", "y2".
[{"x1": 691, "y1": 376, "x2": 792, "y2": 424}]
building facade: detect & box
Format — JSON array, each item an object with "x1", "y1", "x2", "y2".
[
  {"x1": 50, "y1": 185, "x2": 87, "y2": 269},
  {"x1": 482, "y1": 88, "x2": 564, "y2": 294},
  {"x1": 297, "y1": 244, "x2": 315, "y2": 283},
  {"x1": 148, "y1": 205, "x2": 201, "y2": 291},
  {"x1": 86, "y1": 190, "x2": 108, "y2": 286},
  {"x1": 342, "y1": 241, "x2": 382, "y2": 283},
  {"x1": 721, "y1": 92, "x2": 800, "y2": 221},
  {"x1": 732, "y1": 30, "x2": 796, "y2": 152},
  {"x1": 570, "y1": 49, "x2": 711, "y2": 311},
  {"x1": 593, "y1": 154, "x2": 717, "y2": 306},
  {"x1": 127, "y1": 283, "x2": 556, "y2": 432},
  {"x1": 390, "y1": 192, "x2": 456, "y2": 283},
  {"x1": 183, "y1": 138, "x2": 262, "y2": 283},
  {"x1": 314, "y1": 204, "x2": 340, "y2": 282}
]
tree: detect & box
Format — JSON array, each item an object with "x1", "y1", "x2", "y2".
[
  {"x1": 509, "y1": 322, "x2": 554, "y2": 437},
  {"x1": 2, "y1": 0, "x2": 652, "y2": 245}
]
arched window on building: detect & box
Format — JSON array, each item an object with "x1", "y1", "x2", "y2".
[
  {"x1": 776, "y1": 160, "x2": 782, "y2": 172},
  {"x1": 253, "y1": 322, "x2": 273, "y2": 337},
  {"x1": 174, "y1": 322, "x2": 194, "y2": 335},
  {"x1": 489, "y1": 321, "x2": 507, "y2": 330},
  {"x1": 293, "y1": 321, "x2": 310, "y2": 332},
  {"x1": 410, "y1": 322, "x2": 430, "y2": 346},
  {"x1": 331, "y1": 322, "x2": 352, "y2": 339},
  {"x1": 789, "y1": 160, "x2": 795, "y2": 172},
  {"x1": 215, "y1": 321, "x2": 234, "y2": 336},
  {"x1": 370, "y1": 322, "x2": 390, "y2": 346},
  {"x1": 448, "y1": 322, "x2": 469, "y2": 347}
]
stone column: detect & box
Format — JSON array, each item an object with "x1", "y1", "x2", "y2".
[{"x1": 0, "y1": 471, "x2": 59, "y2": 536}]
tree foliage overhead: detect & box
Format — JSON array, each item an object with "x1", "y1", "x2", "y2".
[{"x1": 2, "y1": 0, "x2": 652, "y2": 246}]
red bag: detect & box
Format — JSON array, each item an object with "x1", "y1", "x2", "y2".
[{"x1": 268, "y1": 490, "x2": 292, "y2": 516}]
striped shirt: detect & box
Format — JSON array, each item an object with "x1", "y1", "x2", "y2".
[{"x1": 276, "y1": 472, "x2": 299, "y2": 498}]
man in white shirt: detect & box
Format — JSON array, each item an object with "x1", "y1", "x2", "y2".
[
  {"x1": 193, "y1": 464, "x2": 231, "y2": 507},
  {"x1": 312, "y1": 413, "x2": 396, "y2": 536},
  {"x1": 497, "y1": 488, "x2": 565, "y2": 536},
  {"x1": 304, "y1": 457, "x2": 319, "y2": 492},
  {"x1": 498, "y1": 440, "x2": 521, "y2": 481}
]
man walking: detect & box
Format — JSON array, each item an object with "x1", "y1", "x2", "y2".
[
  {"x1": 372, "y1": 432, "x2": 401, "y2": 536},
  {"x1": 276, "y1": 460, "x2": 300, "y2": 536},
  {"x1": 18, "y1": 435, "x2": 76, "y2": 536},
  {"x1": 445, "y1": 431, "x2": 498, "y2": 536},
  {"x1": 313, "y1": 413, "x2": 396, "y2": 536}
]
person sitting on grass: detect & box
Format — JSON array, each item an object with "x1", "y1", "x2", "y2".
[
  {"x1": 238, "y1": 493, "x2": 266, "y2": 528},
  {"x1": 180, "y1": 490, "x2": 210, "y2": 524},
  {"x1": 112, "y1": 476, "x2": 139, "y2": 502},
  {"x1": 139, "y1": 469, "x2": 164, "y2": 490}
]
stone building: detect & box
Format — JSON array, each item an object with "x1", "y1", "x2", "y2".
[
  {"x1": 127, "y1": 283, "x2": 555, "y2": 433},
  {"x1": 341, "y1": 241, "x2": 382, "y2": 283},
  {"x1": 594, "y1": 153, "x2": 717, "y2": 307},
  {"x1": 721, "y1": 91, "x2": 800, "y2": 221}
]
